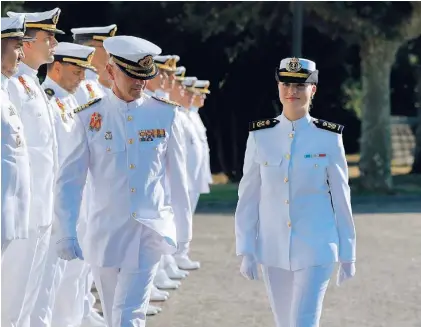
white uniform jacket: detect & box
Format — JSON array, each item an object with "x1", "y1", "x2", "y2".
[
  {"x1": 74, "y1": 70, "x2": 107, "y2": 104},
  {"x1": 54, "y1": 92, "x2": 192, "y2": 267},
  {"x1": 235, "y1": 113, "x2": 356, "y2": 271},
  {"x1": 178, "y1": 107, "x2": 203, "y2": 192},
  {"x1": 1, "y1": 74, "x2": 31, "y2": 240},
  {"x1": 188, "y1": 107, "x2": 212, "y2": 193},
  {"x1": 8, "y1": 63, "x2": 58, "y2": 229},
  {"x1": 41, "y1": 77, "x2": 79, "y2": 166}
]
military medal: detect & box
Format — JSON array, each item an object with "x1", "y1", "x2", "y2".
[
  {"x1": 55, "y1": 98, "x2": 67, "y2": 122},
  {"x1": 304, "y1": 153, "x2": 326, "y2": 158},
  {"x1": 18, "y1": 76, "x2": 37, "y2": 99},
  {"x1": 89, "y1": 112, "x2": 102, "y2": 131},
  {"x1": 105, "y1": 131, "x2": 112, "y2": 140},
  {"x1": 86, "y1": 83, "x2": 96, "y2": 99},
  {"x1": 138, "y1": 129, "x2": 165, "y2": 142}
]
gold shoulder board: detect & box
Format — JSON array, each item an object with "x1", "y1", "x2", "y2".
[
  {"x1": 44, "y1": 88, "x2": 55, "y2": 100},
  {"x1": 74, "y1": 98, "x2": 102, "y2": 114},
  {"x1": 249, "y1": 118, "x2": 280, "y2": 131},
  {"x1": 152, "y1": 95, "x2": 180, "y2": 107},
  {"x1": 312, "y1": 119, "x2": 344, "y2": 134}
]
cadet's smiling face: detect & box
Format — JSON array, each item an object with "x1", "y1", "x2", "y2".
[
  {"x1": 278, "y1": 82, "x2": 316, "y2": 111},
  {"x1": 107, "y1": 61, "x2": 147, "y2": 102},
  {"x1": 1, "y1": 38, "x2": 25, "y2": 77}
]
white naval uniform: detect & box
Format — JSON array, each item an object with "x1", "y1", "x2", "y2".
[
  {"x1": 144, "y1": 88, "x2": 183, "y2": 288},
  {"x1": 51, "y1": 70, "x2": 107, "y2": 327},
  {"x1": 2, "y1": 63, "x2": 58, "y2": 327},
  {"x1": 188, "y1": 107, "x2": 212, "y2": 212},
  {"x1": 31, "y1": 77, "x2": 79, "y2": 327},
  {"x1": 1, "y1": 74, "x2": 31, "y2": 253},
  {"x1": 235, "y1": 113, "x2": 356, "y2": 327},
  {"x1": 54, "y1": 92, "x2": 191, "y2": 326}
]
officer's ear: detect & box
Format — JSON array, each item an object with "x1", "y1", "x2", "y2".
[
  {"x1": 106, "y1": 62, "x2": 115, "y2": 81},
  {"x1": 311, "y1": 84, "x2": 317, "y2": 97},
  {"x1": 53, "y1": 62, "x2": 62, "y2": 75}
]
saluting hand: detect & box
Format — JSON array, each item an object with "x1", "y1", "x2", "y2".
[
  {"x1": 336, "y1": 262, "x2": 356, "y2": 286},
  {"x1": 56, "y1": 237, "x2": 84, "y2": 261},
  {"x1": 240, "y1": 255, "x2": 259, "y2": 281}
]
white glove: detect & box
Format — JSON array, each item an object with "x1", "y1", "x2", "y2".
[
  {"x1": 336, "y1": 262, "x2": 356, "y2": 286},
  {"x1": 56, "y1": 237, "x2": 84, "y2": 261},
  {"x1": 240, "y1": 255, "x2": 259, "y2": 281}
]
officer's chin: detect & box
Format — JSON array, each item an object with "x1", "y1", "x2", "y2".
[{"x1": 130, "y1": 88, "x2": 143, "y2": 98}]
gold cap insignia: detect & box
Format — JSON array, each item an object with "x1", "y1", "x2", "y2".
[
  {"x1": 87, "y1": 52, "x2": 94, "y2": 64},
  {"x1": 286, "y1": 57, "x2": 302, "y2": 73},
  {"x1": 138, "y1": 55, "x2": 153, "y2": 69},
  {"x1": 52, "y1": 12, "x2": 59, "y2": 25},
  {"x1": 110, "y1": 26, "x2": 117, "y2": 37}
]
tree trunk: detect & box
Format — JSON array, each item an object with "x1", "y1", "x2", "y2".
[
  {"x1": 358, "y1": 38, "x2": 399, "y2": 192},
  {"x1": 411, "y1": 65, "x2": 421, "y2": 173}
]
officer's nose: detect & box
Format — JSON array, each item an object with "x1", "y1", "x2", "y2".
[{"x1": 287, "y1": 85, "x2": 298, "y2": 95}]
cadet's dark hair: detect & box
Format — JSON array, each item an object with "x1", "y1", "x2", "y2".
[
  {"x1": 73, "y1": 39, "x2": 93, "y2": 46},
  {"x1": 24, "y1": 29, "x2": 38, "y2": 38}
]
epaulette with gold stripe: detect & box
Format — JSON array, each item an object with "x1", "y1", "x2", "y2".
[
  {"x1": 74, "y1": 98, "x2": 102, "y2": 114},
  {"x1": 152, "y1": 95, "x2": 180, "y2": 107},
  {"x1": 249, "y1": 118, "x2": 280, "y2": 131},
  {"x1": 312, "y1": 119, "x2": 344, "y2": 134}
]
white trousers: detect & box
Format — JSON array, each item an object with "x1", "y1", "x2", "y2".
[
  {"x1": 30, "y1": 233, "x2": 67, "y2": 327},
  {"x1": 1, "y1": 239, "x2": 12, "y2": 257},
  {"x1": 91, "y1": 261, "x2": 160, "y2": 327},
  {"x1": 83, "y1": 271, "x2": 96, "y2": 317},
  {"x1": 51, "y1": 259, "x2": 90, "y2": 327},
  {"x1": 262, "y1": 264, "x2": 334, "y2": 327},
  {"x1": 189, "y1": 191, "x2": 200, "y2": 215},
  {"x1": 1, "y1": 225, "x2": 52, "y2": 327}
]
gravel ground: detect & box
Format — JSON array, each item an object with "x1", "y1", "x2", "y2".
[{"x1": 98, "y1": 200, "x2": 421, "y2": 327}]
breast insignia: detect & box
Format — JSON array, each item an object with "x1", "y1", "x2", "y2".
[
  {"x1": 312, "y1": 119, "x2": 344, "y2": 134},
  {"x1": 74, "y1": 98, "x2": 102, "y2": 114},
  {"x1": 152, "y1": 95, "x2": 180, "y2": 107},
  {"x1": 44, "y1": 88, "x2": 55, "y2": 100},
  {"x1": 249, "y1": 118, "x2": 280, "y2": 131}
]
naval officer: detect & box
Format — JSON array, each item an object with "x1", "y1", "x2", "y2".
[
  {"x1": 235, "y1": 57, "x2": 356, "y2": 327},
  {"x1": 72, "y1": 24, "x2": 171, "y2": 313},
  {"x1": 54, "y1": 35, "x2": 192, "y2": 327},
  {"x1": 1, "y1": 15, "x2": 34, "y2": 255},
  {"x1": 32, "y1": 42, "x2": 101, "y2": 327},
  {"x1": 3, "y1": 8, "x2": 63, "y2": 327}
]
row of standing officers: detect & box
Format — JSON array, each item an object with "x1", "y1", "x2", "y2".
[{"x1": 1, "y1": 7, "x2": 213, "y2": 327}]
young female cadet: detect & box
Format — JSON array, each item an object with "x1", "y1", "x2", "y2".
[{"x1": 235, "y1": 57, "x2": 356, "y2": 327}]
